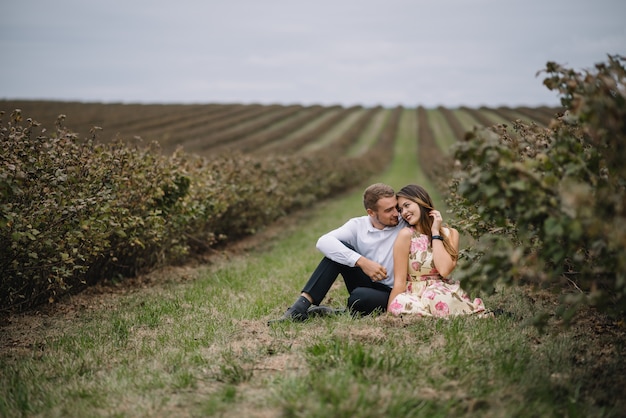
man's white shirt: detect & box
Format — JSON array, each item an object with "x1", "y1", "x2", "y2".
[{"x1": 316, "y1": 215, "x2": 407, "y2": 288}]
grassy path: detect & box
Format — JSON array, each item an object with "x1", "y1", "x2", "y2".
[
  {"x1": 426, "y1": 109, "x2": 458, "y2": 154},
  {"x1": 301, "y1": 108, "x2": 368, "y2": 153},
  {"x1": 1, "y1": 108, "x2": 624, "y2": 417},
  {"x1": 346, "y1": 108, "x2": 389, "y2": 157}
]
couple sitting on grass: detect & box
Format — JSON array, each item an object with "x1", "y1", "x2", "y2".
[{"x1": 269, "y1": 182, "x2": 488, "y2": 324}]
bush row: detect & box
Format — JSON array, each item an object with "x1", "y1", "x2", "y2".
[
  {"x1": 0, "y1": 110, "x2": 393, "y2": 312},
  {"x1": 447, "y1": 55, "x2": 626, "y2": 322}
]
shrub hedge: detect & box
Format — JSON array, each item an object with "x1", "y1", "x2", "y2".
[
  {"x1": 447, "y1": 55, "x2": 626, "y2": 323},
  {"x1": 0, "y1": 109, "x2": 391, "y2": 312}
]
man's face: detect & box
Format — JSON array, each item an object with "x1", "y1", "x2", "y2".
[{"x1": 368, "y1": 196, "x2": 400, "y2": 229}]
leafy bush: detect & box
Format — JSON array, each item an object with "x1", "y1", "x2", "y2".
[
  {"x1": 447, "y1": 55, "x2": 625, "y2": 322},
  {"x1": 0, "y1": 111, "x2": 196, "y2": 310},
  {"x1": 0, "y1": 108, "x2": 389, "y2": 313}
]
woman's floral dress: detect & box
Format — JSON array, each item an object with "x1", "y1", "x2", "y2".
[{"x1": 389, "y1": 228, "x2": 486, "y2": 317}]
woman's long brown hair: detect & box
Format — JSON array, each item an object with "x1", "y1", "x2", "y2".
[{"x1": 396, "y1": 184, "x2": 458, "y2": 261}]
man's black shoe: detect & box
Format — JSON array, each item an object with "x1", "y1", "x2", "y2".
[
  {"x1": 268, "y1": 306, "x2": 309, "y2": 325},
  {"x1": 307, "y1": 305, "x2": 346, "y2": 317}
]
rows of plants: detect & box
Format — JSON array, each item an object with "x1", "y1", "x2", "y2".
[
  {"x1": 487, "y1": 107, "x2": 537, "y2": 128},
  {"x1": 0, "y1": 101, "x2": 401, "y2": 313},
  {"x1": 514, "y1": 106, "x2": 560, "y2": 126},
  {"x1": 417, "y1": 106, "x2": 449, "y2": 184},
  {"x1": 103, "y1": 103, "x2": 263, "y2": 152},
  {"x1": 319, "y1": 106, "x2": 384, "y2": 156},
  {"x1": 1, "y1": 82, "x2": 577, "y2": 315},
  {"x1": 436, "y1": 105, "x2": 468, "y2": 141},
  {"x1": 1, "y1": 99, "x2": 561, "y2": 156},
  {"x1": 104, "y1": 103, "x2": 236, "y2": 140},
  {"x1": 172, "y1": 104, "x2": 302, "y2": 154},
  {"x1": 206, "y1": 105, "x2": 337, "y2": 154},
  {"x1": 258, "y1": 105, "x2": 362, "y2": 154},
  {"x1": 460, "y1": 105, "x2": 501, "y2": 130},
  {"x1": 166, "y1": 104, "x2": 282, "y2": 152},
  {"x1": 0, "y1": 101, "x2": 208, "y2": 138}
]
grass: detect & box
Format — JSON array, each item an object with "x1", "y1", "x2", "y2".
[
  {"x1": 302, "y1": 108, "x2": 368, "y2": 152},
  {"x1": 426, "y1": 108, "x2": 458, "y2": 152},
  {"x1": 452, "y1": 108, "x2": 482, "y2": 132},
  {"x1": 1, "y1": 108, "x2": 625, "y2": 417},
  {"x1": 346, "y1": 108, "x2": 390, "y2": 157}
]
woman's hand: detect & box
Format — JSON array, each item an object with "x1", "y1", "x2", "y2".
[{"x1": 429, "y1": 209, "x2": 443, "y2": 234}]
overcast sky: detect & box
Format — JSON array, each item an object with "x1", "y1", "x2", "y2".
[{"x1": 1, "y1": 0, "x2": 624, "y2": 108}]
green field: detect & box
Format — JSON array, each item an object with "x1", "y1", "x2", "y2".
[{"x1": 1, "y1": 100, "x2": 624, "y2": 417}]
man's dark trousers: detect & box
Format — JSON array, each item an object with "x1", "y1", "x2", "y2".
[{"x1": 301, "y1": 256, "x2": 392, "y2": 315}]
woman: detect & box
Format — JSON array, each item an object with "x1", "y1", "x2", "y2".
[{"x1": 387, "y1": 184, "x2": 487, "y2": 317}]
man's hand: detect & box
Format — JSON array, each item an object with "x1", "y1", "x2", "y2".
[{"x1": 356, "y1": 256, "x2": 388, "y2": 281}]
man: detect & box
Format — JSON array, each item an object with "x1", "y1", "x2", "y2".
[{"x1": 270, "y1": 183, "x2": 407, "y2": 323}]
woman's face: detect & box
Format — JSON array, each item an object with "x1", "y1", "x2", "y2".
[{"x1": 397, "y1": 196, "x2": 421, "y2": 225}]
